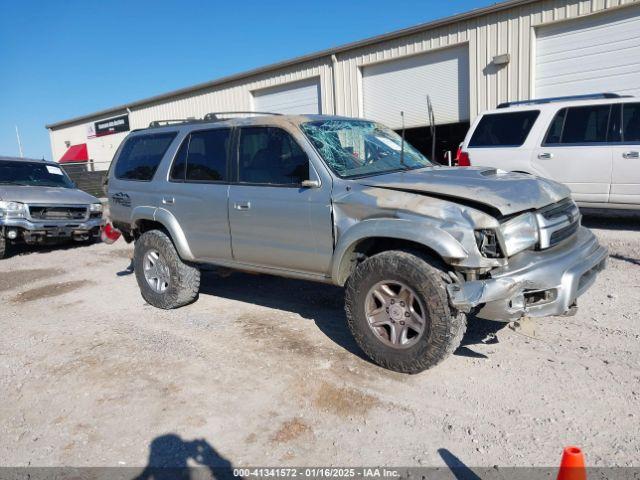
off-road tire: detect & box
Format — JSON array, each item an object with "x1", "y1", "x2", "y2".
[
  {"x1": 0, "y1": 235, "x2": 6, "y2": 260},
  {"x1": 134, "y1": 229, "x2": 200, "y2": 309},
  {"x1": 345, "y1": 250, "x2": 466, "y2": 373}
]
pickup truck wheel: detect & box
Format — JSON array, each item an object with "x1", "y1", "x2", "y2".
[
  {"x1": 345, "y1": 250, "x2": 466, "y2": 373},
  {"x1": 134, "y1": 229, "x2": 200, "y2": 309}
]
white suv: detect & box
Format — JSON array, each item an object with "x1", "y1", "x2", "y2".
[{"x1": 459, "y1": 93, "x2": 640, "y2": 210}]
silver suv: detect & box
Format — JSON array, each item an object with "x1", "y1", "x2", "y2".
[
  {"x1": 0, "y1": 156, "x2": 104, "y2": 259},
  {"x1": 107, "y1": 113, "x2": 608, "y2": 373}
]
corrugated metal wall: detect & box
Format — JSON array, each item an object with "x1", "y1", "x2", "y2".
[
  {"x1": 49, "y1": 0, "x2": 640, "y2": 164},
  {"x1": 331, "y1": 0, "x2": 639, "y2": 120}
]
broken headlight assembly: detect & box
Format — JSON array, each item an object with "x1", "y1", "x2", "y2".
[
  {"x1": 474, "y1": 228, "x2": 503, "y2": 258},
  {"x1": 0, "y1": 201, "x2": 27, "y2": 219},
  {"x1": 500, "y1": 212, "x2": 539, "y2": 257},
  {"x1": 475, "y1": 213, "x2": 539, "y2": 258}
]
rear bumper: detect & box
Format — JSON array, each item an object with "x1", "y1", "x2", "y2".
[
  {"x1": 0, "y1": 217, "x2": 105, "y2": 238},
  {"x1": 447, "y1": 226, "x2": 608, "y2": 321}
]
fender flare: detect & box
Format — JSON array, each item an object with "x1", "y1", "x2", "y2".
[
  {"x1": 130, "y1": 206, "x2": 195, "y2": 261},
  {"x1": 330, "y1": 218, "x2": 468, "y2": 285}
]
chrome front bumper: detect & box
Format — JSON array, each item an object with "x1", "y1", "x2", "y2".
[
  {"x1": 447, "y1": 226, "x2": 608, "y2": 321},
  {"x1": 1, "y1": 217, "x2": 105, "y2": 237}
]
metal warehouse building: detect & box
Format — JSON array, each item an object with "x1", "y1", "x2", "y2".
[{"x1": 47, "y1": 0, "x2": 640, "y2": 167}]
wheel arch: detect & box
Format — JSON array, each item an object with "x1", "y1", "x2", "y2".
[
  {"x1": 131, "y1": 207, "x2": 195, "y2": 261},
  {"x1": 331, "y1": 219, "x2": 468, "y2": 286}
]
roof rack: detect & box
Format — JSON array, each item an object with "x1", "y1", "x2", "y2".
[
  {"x1": 148, "y1": 118, "x2": 197, "y2": 128},
  {"x1": 497, "y1": 93, "x2": 628, "y2": 109},
  {"x1": 203, "y1": 111, "x2": 282, "y2": 121}
]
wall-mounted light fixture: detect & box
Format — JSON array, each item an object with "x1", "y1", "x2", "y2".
[{"x1": 492, "y1": 53, "x2": 510, "y2": 66}]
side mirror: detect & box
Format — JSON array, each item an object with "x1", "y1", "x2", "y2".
[{"x1": 301, "y1": 179, "x2": 320, "y2": 188}]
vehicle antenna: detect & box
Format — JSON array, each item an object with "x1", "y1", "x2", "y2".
[{"x1": 15, "y1": 125, "x2": 23, "y2": 158}]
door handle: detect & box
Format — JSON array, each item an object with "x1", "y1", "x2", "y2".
[
  {"x1": 234, "y1": 201, "x2": 251, "y2": 210},
  {"x1": 537, "y1": 152, "x2": 554, "y2": 160},
  {"x1": 622, "y1": 151, "x2": 639, "y2": 159},
  {"x1": 162, "y1": 196, "x2": 175, "y2": 205}
]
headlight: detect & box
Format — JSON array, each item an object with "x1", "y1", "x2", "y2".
[
  {"x1": 474, "y1": 229, "x2": 502, "y2": 258},
  {"x1": 0, "y1": 201, "x2": 26, "y2": 218},
  {"x1": 89, "y1": 203, "x2": 103, "y2": 213},
  {"x1": 500, "y1": 212, "x2": 539, "y2": 257}
]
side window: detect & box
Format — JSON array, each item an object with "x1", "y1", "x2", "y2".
[
  {"x1": 186, "y1": 129, "x2": 230, "y2": 181},
  {"x1": 238, "y1": 127, "x2": 309, "y2": 185},
  {"x1": 170, "y1": 129, "x2": 230, "y2": 182},
  {"x1": 468, "y1": 110, "x2": 540, "y2": 147},
  {"x1": 560, "y1": 105, "x2": 610, "y2": 144},
  {"x1": 543, "y1": 109, "x2": 567, "y2": 145},
  {"x1": 115, "y1": 133, "x2": 176, "y2": 181},
  {"x1": 622, "y1": 103, "x2": 640, "y2": 142}
]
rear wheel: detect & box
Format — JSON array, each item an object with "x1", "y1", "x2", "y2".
[
  {"x1": 134, "y1": 229, "x2": 200, "y2": 309},
  {"x1": 345, "y1": 250, "x2": 466, "y2": 373}
]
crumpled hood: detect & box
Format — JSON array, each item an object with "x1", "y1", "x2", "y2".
[
  {"x1": 0, "y1": 185, "x2": 99, "y2": 205},
  {"x1": 357, "y1": 167, "x2": 570, "y2": 216}
]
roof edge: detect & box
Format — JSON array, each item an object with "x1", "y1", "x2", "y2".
[{"x1": 46, "y1": 0, "x2": 536, "y2": 130}]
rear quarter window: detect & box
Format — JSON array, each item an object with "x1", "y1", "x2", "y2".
[
  {"x1": 469, "y1": 110, "x2": 540, "y2": 147},
  {"x1": 114, "y1": 132, "x2": 177, "y2": 181}
]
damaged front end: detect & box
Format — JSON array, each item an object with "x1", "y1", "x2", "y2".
[{"x1": 447, "y1": 226, "x2": 607, "y2": 321}]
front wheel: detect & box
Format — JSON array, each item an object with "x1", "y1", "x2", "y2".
[
  {"x1": 345, "y1": 250, "x2": 466, "y2": 373},
  {"x1": 134, "y1": 229, "x2": 200, "y2": 309}
]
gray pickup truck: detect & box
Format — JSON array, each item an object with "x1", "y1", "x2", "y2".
[
  {"x1": 0, "y1": 157, "x2": 104, "y2": 258},
  {"x1": 107, "y1": 113, "x2": 608, "y2": 373}
]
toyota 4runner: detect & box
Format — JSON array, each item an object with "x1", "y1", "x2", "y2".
[
  {"x1": 107, "y1": 113, "x2": 608, "y2": 373},
  {"x1": 0, "y1": 156, "x2": 105, "y2": 259}
]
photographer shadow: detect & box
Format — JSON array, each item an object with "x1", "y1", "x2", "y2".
[{"x1": 133, "y1": 434, "x2": 236, "y2": 480}]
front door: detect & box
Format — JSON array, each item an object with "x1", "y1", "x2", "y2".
[
  {"x1": 532, "y1": 104, "x2": 613, "y2": 204},
  {"x1": 160, "y1": 127, "x2": 233, "y2": 261},
  {"x1": 228, "y1": 126, "x2": 333, "y2": 275},
  {"x1": 611, "y1": 102, "x2": 640, "y2": 205}
]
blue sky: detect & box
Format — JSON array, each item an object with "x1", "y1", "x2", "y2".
[{"x1": 0, "y1": 0, "x2": 494, "y2": 160}]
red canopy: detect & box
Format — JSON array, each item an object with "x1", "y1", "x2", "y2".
[{"x1": 59, "y1": 144, "x2": 89, "y2": 163}]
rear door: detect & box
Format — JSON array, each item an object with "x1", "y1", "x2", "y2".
[
  {"x1": 160, "y1": 127, "x2": 233, "y2": 261},
  {"x1": 532, "y1": 104, "x2": 613, "y2": 204},
  {"x1": 611, "y1": 102, "x2": 640, "y2": 205},
  {"x1": 227, "y1": 126, "x2": 333, "y2": 275}
]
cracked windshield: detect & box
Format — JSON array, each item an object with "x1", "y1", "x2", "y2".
[{"x1": 301, "y1": 119, "x2": 432, "y2": 178}]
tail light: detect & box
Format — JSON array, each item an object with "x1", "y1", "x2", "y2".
[
  {"x1": 456, "y1": 150, "x2": 471, "y2": 167},
  {"x1": 101, "y1": 223, "x2": 121, "y2": 244}
]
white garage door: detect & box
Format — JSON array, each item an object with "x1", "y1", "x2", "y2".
[
  {"x1": 536, "y1": 6, "x2": 640, "y2": 98},
  {"x1": 252, "y1": 78, "x2": 321, "y2": 115},
  {"x1": 362, "y1": 45, "x2": 470, "y2": 129}
]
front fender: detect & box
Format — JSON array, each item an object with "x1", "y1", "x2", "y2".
[{"x1": 331, "y1": 218, "x2": 468, "y2": 285}]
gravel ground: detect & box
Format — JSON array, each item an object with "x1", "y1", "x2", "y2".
[{"x1": 0, "y1": 212, "x2": 638, "y2": 470}]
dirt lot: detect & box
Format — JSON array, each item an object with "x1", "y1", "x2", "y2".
[{"x1": 1, "y1": 212, "x2": 639, "y2": 470}]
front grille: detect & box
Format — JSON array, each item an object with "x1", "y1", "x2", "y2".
[
  {"x1": 539, "y1": 197, "x2": 576, "y2": 220},
  {"x1": 29, "y1": 206, "x2": 88, "y2": 221},
  {"x1": 549, "y1": 220, "x2": 579, "y2": 245},
  {"x1": 536, "y1": 198, "x2": 581, "y2": 249}
]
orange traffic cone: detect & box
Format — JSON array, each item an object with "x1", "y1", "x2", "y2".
[{"x1": 557, "y1": 446, "x2": 586, "y2": 480}]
